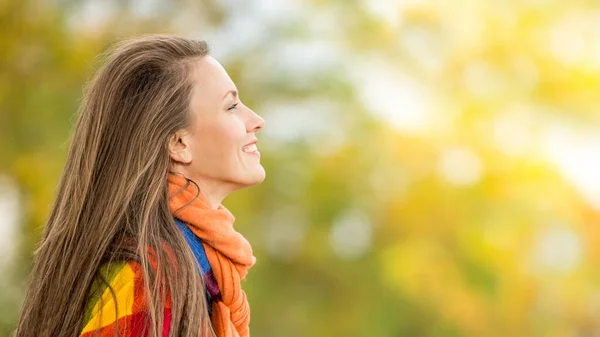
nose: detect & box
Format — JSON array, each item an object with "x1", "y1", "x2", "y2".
[{"x1": 248, "y1": 109, "x2": 264, "y2": 133}]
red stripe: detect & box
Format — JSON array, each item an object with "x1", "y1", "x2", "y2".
[{"x1": 80, "y1": 308, "x2": 172, "y2": 337}]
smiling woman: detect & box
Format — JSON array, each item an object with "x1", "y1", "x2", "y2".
[
  {"x1": 14, "y1": 35, "x2": 265, "y2": 337},
  {"x1": 169, "y1": 56, "x2": 265, "y2": 208}
]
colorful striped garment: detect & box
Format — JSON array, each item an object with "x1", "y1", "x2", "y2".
[{"x1": 80, "y1": 219, "x2": 216, "y2": 336}]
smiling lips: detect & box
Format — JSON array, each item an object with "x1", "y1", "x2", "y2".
[{"x1": 242, "y1": 143, "x2": 260, "y2": 157}]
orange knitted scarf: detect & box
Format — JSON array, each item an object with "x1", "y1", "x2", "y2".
[{"x1": 168, "y1": 174, "x2": 256, "y2": 337}]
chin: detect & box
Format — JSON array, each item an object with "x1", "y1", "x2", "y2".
[
  {"x1": 235, "y1": 167, "x2": 266, "y2": 189},
  {"x1": 248, "y1": 167, "x2": 266, "y2": 185}
]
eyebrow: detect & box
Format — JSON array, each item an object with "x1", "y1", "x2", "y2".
[{"x1": 222, "y1": 90, "x2": 238, "y2": 100}]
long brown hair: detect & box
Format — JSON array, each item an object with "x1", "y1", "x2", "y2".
[{"x1": 15, "y1": 35, "x2": 213, "y2": 337}]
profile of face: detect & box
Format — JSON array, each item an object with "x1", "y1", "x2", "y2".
[{"x1": 168, "y1": 56, "x2": 265, "y2": 201}]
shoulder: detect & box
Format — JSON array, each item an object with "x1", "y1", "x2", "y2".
[{"x1": 80, "y1": 260, "x2": 171, "y2": 336}]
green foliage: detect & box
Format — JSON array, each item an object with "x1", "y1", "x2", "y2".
[{"x1": 2, "y1": 0, "x2": 600, "y2": 336}]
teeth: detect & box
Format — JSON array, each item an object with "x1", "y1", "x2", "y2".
[{"x1": 243, "y1": 144, "x2": 258, "y2": 153}]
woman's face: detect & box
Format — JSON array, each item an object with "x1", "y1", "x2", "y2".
[{"x1": 170, "y1": 56, "x2": 265, "y2": 195}]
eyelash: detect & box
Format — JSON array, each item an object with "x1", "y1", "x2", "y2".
[{"x1": 228, "y1": 103, "x2": 239, "y2": 111}]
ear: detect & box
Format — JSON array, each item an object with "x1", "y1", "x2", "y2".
[{"x1": 168, "y1": 130, "x2": 192, "y2": 164}]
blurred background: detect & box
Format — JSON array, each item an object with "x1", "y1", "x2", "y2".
[{"x1": 2, "y1": 0, "x2": 600, "y2": 336}]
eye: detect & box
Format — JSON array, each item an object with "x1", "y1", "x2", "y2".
[{"x1": 227, "y1": 103, "x2": 239, "y2": 111}]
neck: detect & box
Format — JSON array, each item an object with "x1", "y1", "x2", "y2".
[
  {"x1": 190, "y1": 179, "x2": 229, "y2": 209},
  {"x1": 169, "y1": 168, "x2": 237, "y2": 209},
  {"x1": 199, "y1": 188, "x2": 226, "y2": 210}
]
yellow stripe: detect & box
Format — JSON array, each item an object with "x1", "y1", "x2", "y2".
[{"x1": 81, "y1": 263, "x2": 136, "y2": 333}]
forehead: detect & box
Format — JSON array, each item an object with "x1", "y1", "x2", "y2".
[{"x1": 189, "y1": 56, "x2": 235, "y2": 98}]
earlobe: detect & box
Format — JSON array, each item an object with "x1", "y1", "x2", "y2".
[{"x1": 168, "y1": 131, "x2": 192, "y2": 164}]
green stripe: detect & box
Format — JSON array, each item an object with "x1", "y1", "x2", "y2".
[{"x1": 82, "y1": 261, "x2": 128, "y2": 327}]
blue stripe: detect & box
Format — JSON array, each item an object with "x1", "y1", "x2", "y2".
[
  {"x1": 176, "y1": 218, "x2": 214, "y2": 313},
  {"x1": 175, "y1": 218, "x2": 211, "y2": 276}
]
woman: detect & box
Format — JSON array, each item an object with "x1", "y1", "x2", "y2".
[{"x1": 15, "y1": 35, "x2": 265, "y2": 337}]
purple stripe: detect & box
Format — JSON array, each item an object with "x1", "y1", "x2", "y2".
[{"x1": 204, "y1": 270, "x2": 220, "y2": 296}]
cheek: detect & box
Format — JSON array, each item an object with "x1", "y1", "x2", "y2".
[{"x1": 193, "y1": 117, "x2": 245, "y2": 161}]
